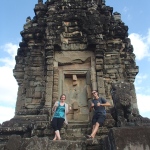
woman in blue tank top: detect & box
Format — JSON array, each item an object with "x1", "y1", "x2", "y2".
[{"x1": 51, "y1": 94, "x2": 70, "y2": 140}]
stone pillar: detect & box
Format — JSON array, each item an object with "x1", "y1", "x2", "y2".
[
  {"x1": 52, "y1": 67, "x2": 59, "y2": 103},
  {"x1": 45, "y1": 56, "x2": 53, "y2": 108},
  {"x1": 91, "y1": 56, "x2": 97, "y2": 91}
]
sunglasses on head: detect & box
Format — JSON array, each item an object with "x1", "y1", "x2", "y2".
[{"x1": 92, "y1": 91, "x2": 97, "y2": 94}]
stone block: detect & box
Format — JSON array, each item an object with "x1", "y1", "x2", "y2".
[
  {"x1": 31, "y1": 57, "x2": 44, "y2": 64},
  {"x1": 46, "y1": 59, "x2": 53, "y2": 65},
  {"x1": 45, "y1": 102, "x2": 51, "y2": 107},
  {"x1": 53, "y1": 72, "x2": 59, "y2": 78},
  {"x1": 80, "y1": 107, "x2": 89, "y2": 114},
  {"x1": 25, "y1": 98, "x2": 32, "y2": 103},
  {"x1": 97, "y1": 77, "x2": 104, "y2": 87},
  {"x1": 96, "y1": 64, "x2": 103, "y2": 70},
  {"x1": 98, "y1": 87, "x2": 105, "y2": 94},
  {"x1": 104, "y1": 65, "x2": 113, "y2": 69},
  {"x1": 73, "y1": 75, "x2": 77, "y2": 81},
  {"x1": 67, "y1": 114, "x2": 74, "y2": 120},
  {"x1": 53, "y1": 85, "x2": 58, "y2": 91},
  {"x1": 32, "y1": 70, "x2": 44, "y2": 76},
  {"x1": 52, "y1": 92, "x2": 58, "y2": 99},
  {"x1": 14, "y1": 115, "x2": 48, "y2": 121},
  {"x1": 103, "y1": 119, "x2": 115, "y2": 128},
  {"x1": 46, "y1": 88, "x2": 52, "y2": 95},
  {"x1": 32, "y1": 98, "x2": 41, "y2": 104},
  {"x1": 74, "y1": 114, "x2": 89, "y2": 121},
  {"x1": 105, "y1": 127, "x2": 150, "y2": 150},
  {"x1": 105, "y1": 59, "x2": 121, "y2": 64},
  {"x1": 53, "y1": 61, "x2": 58, "y2": 67},
  {"x1": 80, "y1": 44, "x2": 87, "y2": 50},
  {"x1": 30, "y1": 67, "x2": 43, "y2": 72},
  {"x1": 16, "y1": 109, "x2": 39, "y2": 115},
  {"x1": 6, "y1": 135, "x2": 21, "y2": 150},
  {"x1": 106, "y1": 68, "x2": 118, "y2": 73},
  {"x1": 47, "y1": 71, "x2": 53, "y2": 76},
  {"x1": 109, "y1": 74, "x2": 117, "y2": 79},
  {"x1": 46, "y1": 82, "x2": 53, "y2": 88},
  {"x1": 26, "y1": 88, "x2": 34, "y2": 98},
  {"x1": 53, "y1": 79, "x2": 59, "y2": 85},
  {"x1": 47, "y1": 65, "x2": 53, "y2": 71},
  {"x1": 13, "y1": 71, "x2": 24, "y2": 79},
  {"x1": 45, "y1": 94, "x2": 52, "y2": 102},
  {"x1": 46, "y1": 76, "x2": 53, "y2": 82},
  {"x1": 72, "y1": 102, "x2": 78, "y2": 110},
  {"x1": 25, "y1": 103, "x2": 41, "y2": 109},
  {"x1": 86, "y1": 85, "x2": 92, "y2": 99},
  {"x1": 97, "y1": 71, "x2": 103, "y2": 77}
]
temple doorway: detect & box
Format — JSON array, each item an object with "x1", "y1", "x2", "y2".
[
  {"x1": 63, "y1": 73, "x2": 89, "y2": 122},
  {"x1": 54, "y1": 51, "x2": 95, "y2": 122}
]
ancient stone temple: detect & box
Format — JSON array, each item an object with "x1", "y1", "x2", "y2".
[{"x1": 0, "y1": 0, "x2": 150, "y2": 149}]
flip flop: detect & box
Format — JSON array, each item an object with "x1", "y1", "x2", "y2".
[{"x1": 86, "y1": 135, "x2": 93, "y2": 139}]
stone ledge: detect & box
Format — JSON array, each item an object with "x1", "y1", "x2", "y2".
[
  {"x1": 0, "y1": 126, "x2": 28, "y2": 133},
  {"x1": 103, "y1": 126, "x2": 150, "y2": 150},
  {"x1": 4, "y1": 135, "x2": 101, "y2": 150}
]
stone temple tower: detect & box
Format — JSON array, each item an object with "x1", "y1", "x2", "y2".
[{"x1": 0, "y1": 0, "x2": 150, "y2": 149}]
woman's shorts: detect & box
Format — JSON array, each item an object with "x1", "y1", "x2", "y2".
[{"x1": 92, "y1": 113, "x2": 106, "y2": 126}]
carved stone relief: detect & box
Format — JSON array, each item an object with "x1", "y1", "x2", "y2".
[{"x1": 54, "y1": 51, "x2": 95, "y2": 122}]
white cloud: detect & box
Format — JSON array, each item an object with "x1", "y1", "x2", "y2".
[
  {"x1": 136, "y1": 94, "x2": 150, "y2": 118},
  {"x1": 123, "y1": 6, "x2": 128, "y2": 13},
  {"x1": 130, "y1": 30, "x2": 150, "y2": 118},
  {"x1": 3, "y1": 43, "x2": 17, "y2": 57},
  {"x1": 0, "y1": 43, "x2": 18, "y2": 68},
  {"x1": 0, "y1": 66, "x2": 18, "y2": 105},
  {"x1": 135, "y1": 74, "x2": 148, "y2": 84},
  {"x1": 0, "y1": 106, "x2": 15, "y2": 124},
  {"x1": 0, "y1": 43, "x2": 18, "y2": 123},
  {"x1": 147, "y1": 29, "x2": 150, "y2": 43},
  {"x1": 122, "y1": 6, "x2": 132, "y2": 20},
  {"x1": 129, "y1": 29, "x2": 150, "y2": 60}
]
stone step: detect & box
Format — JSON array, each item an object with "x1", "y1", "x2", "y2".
[
  {"x1": 0, "y1": 135, "x2": 9, "y2": 142},
  {"x1": 14, "y1": 115, "x2": 49, "y2": 121},
  {"x1": 16, "y1": 108, "x2": 50, "y2": 115},
  {"x1": 0, "y1": 126, "x2": 28, "y2": 134},
  {"x1": 30, "y1": 122, "x2": 109, "y2": 138},
  {"x1": 62, "y1": 128, "x2": 90, "y2": 138},
  {"x1": 2, "y1": 135, "x2": 107, "y2": 150},
  {"x1": 66, "y1": 123, "x2": 89, "y2": 129},
  {"x1": 33, "y1": 121, "x2": 50, "y2": 129},
  {"x1": 0, "y1": 143, "x2": 6, "y2": 150},
  {"x1": 68, "y1": 120, "x2": 89, "y2": 124}
]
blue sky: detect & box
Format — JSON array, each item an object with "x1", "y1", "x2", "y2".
[{"x1": 0, "y1": 0, "x2": 150, "y2": 123}]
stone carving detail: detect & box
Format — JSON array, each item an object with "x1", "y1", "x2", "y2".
[
  {"x1": 111, "y1": 82, "x2": 133, "y2": 126},
  {"x1": 111, "y1": 82, "x2": 150, "y2": 127}
]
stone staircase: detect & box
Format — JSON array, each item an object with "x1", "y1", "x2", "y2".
[
  {"x1": 0, "y1": 113, "x2": 114, "y2": 150},
  {"x1": 0, "y1": 122, "x2": 109, "y2": 150}
]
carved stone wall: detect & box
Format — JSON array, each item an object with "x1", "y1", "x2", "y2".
[{"x1": 13, "y1": 0, "x2": 139, "y2": 117}]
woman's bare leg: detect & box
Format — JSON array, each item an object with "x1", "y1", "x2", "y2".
[
  {"x1": 53, "y1": 134, "x2": 57, "y2": 140},
  {"x1": 55, "y1": 130, "x2": 61, "y2": 140}
]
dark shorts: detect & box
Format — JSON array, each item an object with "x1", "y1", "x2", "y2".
[
  {"x1": 92, "y1": 113, "x2": 106, "y2": 126},
  {"x1": 51, "y1": 117, "x2": 65, "y2": 131}
]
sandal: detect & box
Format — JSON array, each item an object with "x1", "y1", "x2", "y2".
[{"x1": 86, "y1": 135, "x2": 93, "y2": 139}]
